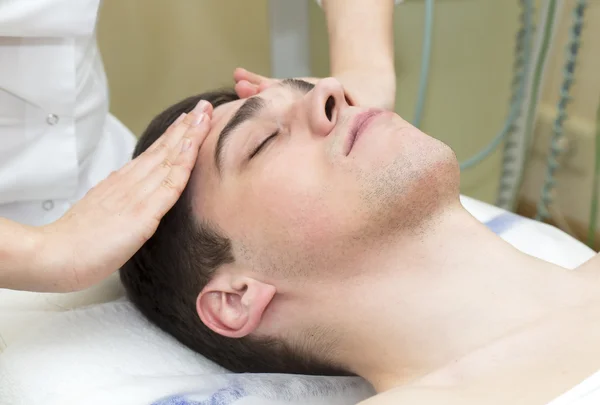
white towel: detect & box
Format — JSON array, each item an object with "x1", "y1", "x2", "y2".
[{"x1": 0, "y1": 298, "x2": 373, "y2": 405}]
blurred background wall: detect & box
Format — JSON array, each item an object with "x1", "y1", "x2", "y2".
[{"x1": 98, "y1": 0, "x2": 271, "y2": 137}]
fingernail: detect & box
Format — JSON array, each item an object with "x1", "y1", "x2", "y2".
[
  {"x1": 192, "y1": 113, "x2": 206, "y2": 127},
  {"x1": 181, "y1": 137, "x2": 192, "y2": 152},
  {"x1": 174, "y1": 113, "x2": 186, "y2": 125},
  {"x1": 193, "y1": 100, "x2": 210, "y2": 113}
]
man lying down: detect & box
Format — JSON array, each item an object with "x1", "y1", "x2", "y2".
[{"x1": 120, "y1": 77, "x2": 600, "y2": 405}]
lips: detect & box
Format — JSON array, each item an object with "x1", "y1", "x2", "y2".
[{"x1": 346, "y1": 109, "x2": 384, "y2": 155}]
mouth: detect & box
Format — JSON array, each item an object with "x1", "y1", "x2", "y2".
[{"x1": 345, "y1": 109, "x2": 385, "y2": 155}]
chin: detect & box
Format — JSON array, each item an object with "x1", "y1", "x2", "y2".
[{"x1": 357, "y1": 143, "x2": 459, "y2": 233}]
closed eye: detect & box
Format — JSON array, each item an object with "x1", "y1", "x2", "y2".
[{"x1": 249, "y1": 130, "x2": 279, "y2": 159}]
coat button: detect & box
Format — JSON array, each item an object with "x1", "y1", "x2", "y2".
[
  {"x1": 42, "y1": 200, "x2": 54, "y2": 211},
  {"x1": 46, "y1": 114, "x2": 59, "y2": 125}
]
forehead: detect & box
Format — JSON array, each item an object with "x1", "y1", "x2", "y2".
[
  {"x1": 195, "y1": 84, "x2": 299, "y2": 174},
  {"x1": 188, "y1": 99, "x2": 234, "y2": 216},
  {"x1": 190, "y1": 98, "x2": 241, "y2": 198},
  {"x1": 200, "y1": 97, "x2": 244, "y2": 166},
  {"x1": 189, "y1": 85, "x2": 293, "y2": 212}
]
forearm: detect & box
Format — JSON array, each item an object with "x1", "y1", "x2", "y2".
[
  {"x1": 323, "y1": 0, "x2": 396, "y2": 109},
  {"x1": 0, "y1": 218, "x2": 45, "y2": 291},
  {"x1": 324, "y1": 0, "x2": 395, "y2": 75}
]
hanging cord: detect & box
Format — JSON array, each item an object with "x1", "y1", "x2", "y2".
[
  {"x1": 413, "y1": 0, "x2": 434, "y2": 129},
  {"x1": 587, "y1": 93, "x2": 600, "y2": 248},
  {"x1": 459, "y1": 0, "x2": 533, "y2": 171},
  {"x1": 535, "y1": 0, "x2": 587, "y2": 221},
  {"x1": 496, "y1": 0, "x2": 557, "y2": 210}
]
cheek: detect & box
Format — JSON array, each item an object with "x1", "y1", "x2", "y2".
[{"x1": 236, "y1": 151, "x2": 340, "y2": 250}]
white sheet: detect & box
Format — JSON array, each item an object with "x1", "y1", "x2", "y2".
[{"x1": 0, "y1": 195, "x2": 595, "y2": 405}]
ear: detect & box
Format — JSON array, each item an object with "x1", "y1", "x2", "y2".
[{"x1": 196, "y1": 273, "x2": 276, "y2": 338}]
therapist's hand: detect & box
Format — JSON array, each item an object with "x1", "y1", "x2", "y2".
[
  {"x1": 39, "y1": 101, "x2": 212, "y2": 292},
  {"x1": 234, "y1": 68, "x2": 276, "y2": 98},
  {"x1": 233, "y1": 67, "x2": 395, "y2": 110},
  {"x1": 233, "y1": 68, "x2": 314, "y2": 98}
]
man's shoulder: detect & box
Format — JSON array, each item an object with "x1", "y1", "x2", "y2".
[
  {"x1": 575, "y1": 252, "x2": 600, "y2": 273},
  {"x1": 357, "y1": 385, "x2": 466, "y2": 405}
]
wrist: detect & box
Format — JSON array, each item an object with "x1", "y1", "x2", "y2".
[
  {"x1": 22, "y1": 222, "x2": 73, "y2": 293},
  {"x1": 20, "y1": 225, "x2": 55, "y2": 291},
  {"x1": 335, "y1": 68, "x2": 397, "y2": 111},
  {"x1": 35, "y1": 222, "x2": 76, "y2": 292},
  {"x1": 0, "y1": 219, "x2": 47, "y2": 291}
]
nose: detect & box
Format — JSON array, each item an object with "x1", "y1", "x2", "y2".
[{"x1": 306, "y1": 77, "x2": 349, "y2": 136}]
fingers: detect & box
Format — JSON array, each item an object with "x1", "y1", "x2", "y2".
[
  {"x1": 126, "y1": 100, "x2": 212, "y2": 185},
  {"x1": 234, "y1": 67, "x2": 277, "y2": 99},
  {"x1": 234, "y1": 79, "x2": 276, "y2": 99},
  {"x1": 233, "y1": 67, "x2": 277, "y2": 88},
  {"x1": 257, "y1": 81, "x2": 273, "y2": 92},
  {"x1": 234, "y1": 67, "x2": 267, "y2": 85},
  {"x1": 233, "y1": 67, "x2": 247, "y2": 83},
  {"x1": 147, "y1": 100, "x2": 212, "y2": 154},
  {"x1": 235, "y1": 80, "x2": 260, "y2": 99},
  {"x1": 133, "y1": 106, "x2": 212, "y2": 219}
]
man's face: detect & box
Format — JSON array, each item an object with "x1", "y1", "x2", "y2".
[{"x1": 190, "y1": 78, "x2": 457, "y2": 280}]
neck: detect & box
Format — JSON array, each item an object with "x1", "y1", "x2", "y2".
[{"x1": 326, "y1": 200, "x2": 586, "y2": 392}]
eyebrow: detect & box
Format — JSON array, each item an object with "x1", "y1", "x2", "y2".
[{"x1": 214, "y1": 79, "x2": 315, "y2": 172}]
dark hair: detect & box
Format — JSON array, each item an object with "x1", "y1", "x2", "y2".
[{"x1": 120, "y1": 89, "x2": 349, "y2": 376}]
